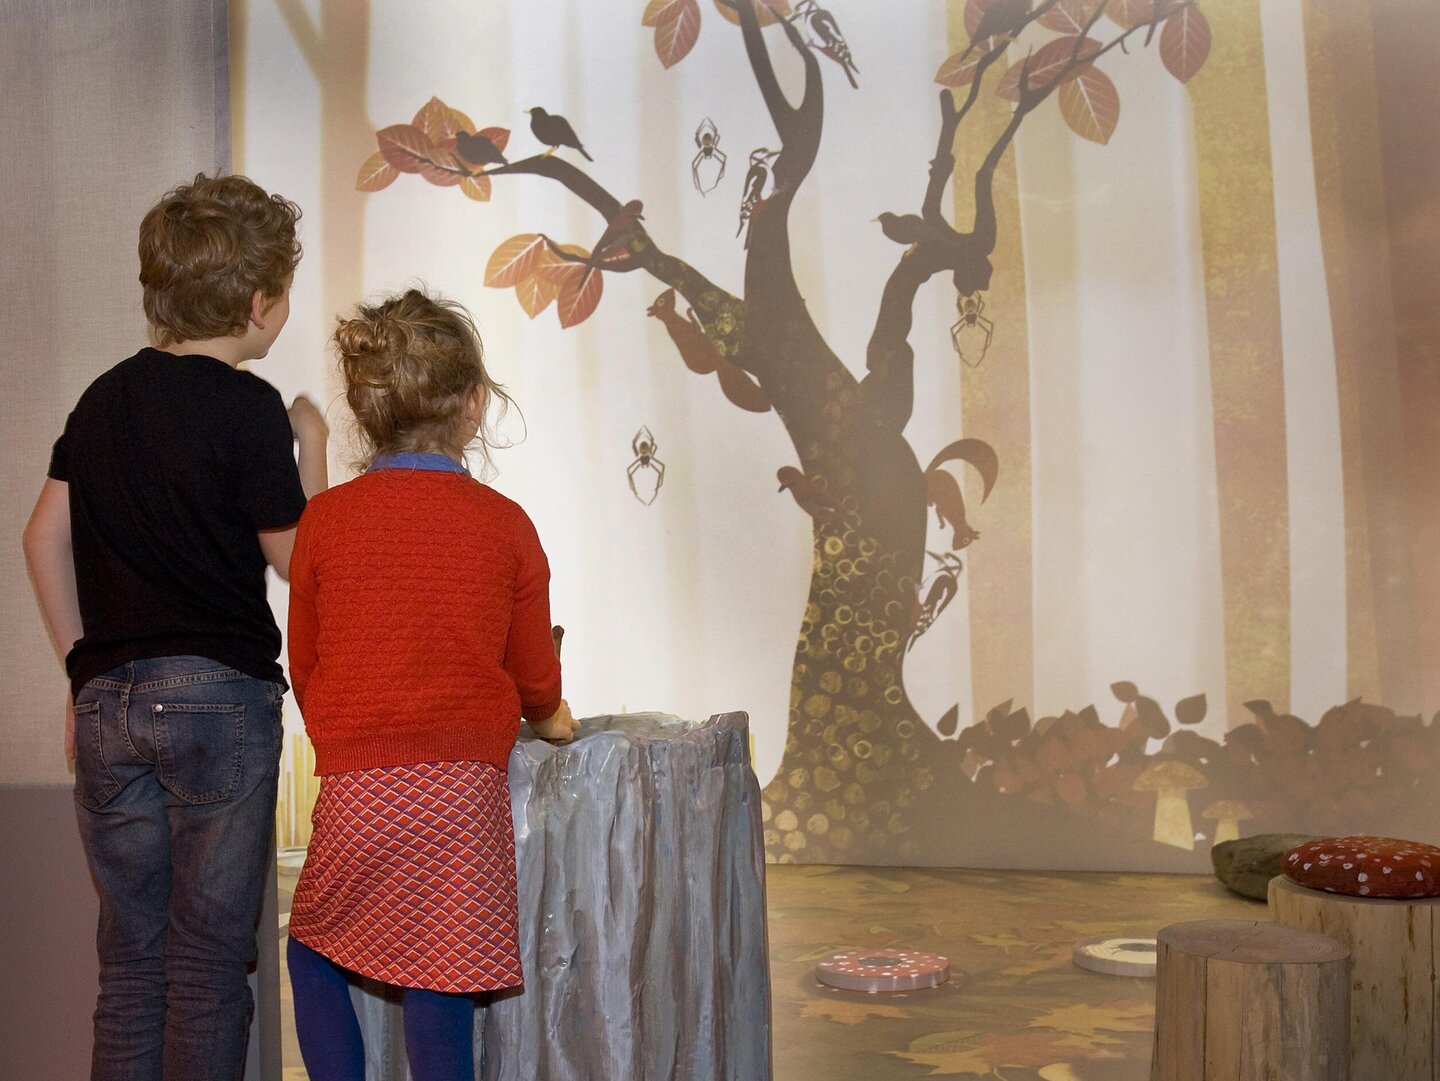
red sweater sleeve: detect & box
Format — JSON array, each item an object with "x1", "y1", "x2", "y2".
[
  {"x1": 287, "y1": 506, "x2": 320, "y2": 711},
  {"x1": 506, "y1": 511, "x2": 562, "y2": 722}
]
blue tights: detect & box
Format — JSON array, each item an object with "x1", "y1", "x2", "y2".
[{"x1": 287, "y1": 937, "x2": 477, "y2": 1081}]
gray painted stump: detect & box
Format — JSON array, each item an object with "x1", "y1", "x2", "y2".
[
  {"x1": 1150, "y1": 919, "x2": 1350, "y2": 1081},
  {"x1": 349, "y1": 711, "x2": 772, "y2": 1081}
]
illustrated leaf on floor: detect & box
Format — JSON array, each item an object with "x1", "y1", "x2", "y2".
[
  {"x1": 890, "y1": 1029, "x2": 1098, "y2": 1076},
  {"x1": 1025, "y1": 999, "x2": 1154, "y2": 1043},
  {"x1": 798, "y1": 997, "x2": 910, "y2": 1026}
]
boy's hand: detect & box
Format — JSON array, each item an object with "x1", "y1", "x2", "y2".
[
  {"x1": 288, "y1": 396, "x2": 328, "y2": 442},
  {"x1": 530, "y1": 700, "x2": 578, "y2": 744}
]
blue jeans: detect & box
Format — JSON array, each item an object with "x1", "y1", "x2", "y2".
[{"x1": 73, "y1": 656, "x2": 284, "y2": 1081}]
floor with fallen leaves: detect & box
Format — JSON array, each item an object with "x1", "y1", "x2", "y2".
[{"x1": 278, "y1": 863, "x2": 1259, "y2": 1080}]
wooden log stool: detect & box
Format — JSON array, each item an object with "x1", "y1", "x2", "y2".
[
  {"x1": 1151, "y1": 919, "x2": 1350, "y2": 1081},
  {"x1": 1271, "y1": 876, "x2": 1440, "y2": 1081}
]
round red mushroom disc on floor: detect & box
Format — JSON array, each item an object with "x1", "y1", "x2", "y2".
[
  {"x1": 1283, "y1": 836, "x2": 1440, "y2": 898},
  {"x1": 815, "y1": 950, "x2": 951, "y2": 993}
]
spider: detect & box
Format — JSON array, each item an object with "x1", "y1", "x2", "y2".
[
  {"x1": 692, "y1": 118, "x2": 727, "y2": 196},
  {"x1": 627, "y1": 426, "x2": 666, "y2": 505},
  {"x1": 950, "y1": 291, "x2": 994, "y2": 368}
]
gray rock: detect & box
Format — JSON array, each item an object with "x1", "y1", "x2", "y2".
[
  {"x1": 1211, "y1": 833, "x2": 1320, "y2": 901},
  {"x1": 349, "y1": 712, "x2": 772, "y2": 1081}
]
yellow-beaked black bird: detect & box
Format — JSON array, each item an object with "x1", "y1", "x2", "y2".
[
  {"x1": 455, "y1": 130, "x2": 508, "y2": 168},
  {"x1": 526, "y1": 107, "x2": 593, "y2": 162}
]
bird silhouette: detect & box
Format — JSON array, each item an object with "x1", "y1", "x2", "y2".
[
  {"x1": 647, "y1": 289, "x2": 771, "y2": 412},
  {"x1": 526, "y1": 107, "x2": 593, "y2": 162},
  {"x1": 738, "y1": 149, "x2": 777, "y2": 246},
  {"x1": 795, "y1": 2, "x2": 859, "y2": 88},
  {"x1": 455, "y1": 130, "x2": 508, "y2": 168},
  {"x1": 908, "y1": 552, "x2": 964, "y2": 650},
  {"x1": 875, "y1": 212, "x2": 927, "y2": 246},
  {"x1": 592, "y1": 200, "x2": 645, "y2": 263},
  {"x1": 777, "y1": 467, "x2": 840, "y2": 524},
  {"x1": 955, "y1": 0, "x2": 1031, "y2": 65}
]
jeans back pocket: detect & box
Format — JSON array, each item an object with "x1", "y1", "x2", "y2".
[
  {"x1": 72, "y1": 699, "x2": 119, "y2": 810},
  {"x1": 153, "y1": 703, "x2": 246, "y2": 804}
]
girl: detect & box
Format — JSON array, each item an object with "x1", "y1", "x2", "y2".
[{"x1": 285, "y1": 288, "x2": 576, "y2": 1081}]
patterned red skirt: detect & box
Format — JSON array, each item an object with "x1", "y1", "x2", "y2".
[{"x1": 288, "y1": 761, "x2": 523, "y2": 992}]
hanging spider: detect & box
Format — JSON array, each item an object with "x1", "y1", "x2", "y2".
[
  {"x1": 627, "y1": 426, "x2": 666, "y2": 506},
  {"x1": 950, "y1": 291, "x2": 995, "y2": 368},
  {"x1": 691, "y1": 118, "x2": 727, "y2": 196}
]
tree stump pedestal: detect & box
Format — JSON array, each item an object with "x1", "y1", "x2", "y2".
[
  {"x1": 1150, "y1": 919, "x2": 1350, "y2": 1081},
  {"x1": 1270, "y1": 875, "x2": 1440, "y2": 1081}
]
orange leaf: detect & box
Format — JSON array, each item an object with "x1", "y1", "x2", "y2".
[
  {"x1": 419, "y1": 137, "x2": 465, "y2": 187},
  {"x1": 1037, "y1": 0, "x2": 1104, "y2": 34},
  {"x1": 377, "y1": 124, "x2": 438, "y2": 174},
  {"x1": 1107, "y1": 0, "x2": 1153, "y2": 29},
  {"x1": 535, "y1": 244, "x2": 592, "y2": 285},
  {"x1": 1058, "y1": 64, "x2": 1120, "y2": 143},
  {"x1": 964, "y1": 0, "x2": 1002, "y2": 37},
  {"x1": 649, "y1": 0, "x2": 701, "y2": 68},
  {"x1": 935, "y1": 43, "x2": 996, "y2": 88},
  {"x1": 556, "y1": 265, "x2": 604, "y2": 329},
  {"x1": 412, "y1": 97, "x2": 475, "y2": 143},
  {"x1": 515, "y1": 274, "x2": 559, "y2": 319},
  {"x1": 644, "y1": 0, "x2": 687, "y2": 26},
  {"x1": 460, "y1": 174, "x2": 492, "y2": 202},
  {"x1": 996, "y1": 36, "x2": 1102, "y2": 101},
  {"x1": 1160, "y1": 5, "x2": 1210, "y2": 84},
  {"x1": 484, "y1": 234, "x2": 547, "y2": 288},
  {"x1": 476, "y1": 126, "x2": 510, "y2": 154},
  {"x1": 355, "y1": 151, "x2": 400, "y2": 192},
  {"x1": 713, "y1": 0, "x2": 789, "y2": 27}
]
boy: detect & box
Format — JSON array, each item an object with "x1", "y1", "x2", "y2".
[{"x1": 23, "y1": 173, "x2": 328, "y2": 1081}]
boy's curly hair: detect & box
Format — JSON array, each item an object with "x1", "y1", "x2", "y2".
[
  {"x1": 335, "y1": 288, "x2": 515, "y2": 469},
  {"x1": 138, "y1": 174, "x2": 301, "y2": 347}
]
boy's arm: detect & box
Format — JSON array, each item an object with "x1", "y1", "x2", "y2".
[
  {"x1": 23, "y1": 479, "x2": 82, "y2": 758},
  {"x1": 288, "y1": 397, "x2": 329, "y2": 500}
]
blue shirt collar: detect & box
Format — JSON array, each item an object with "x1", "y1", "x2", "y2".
[{"x1": 367, "y1": 452, "x2": 470, "y2": 476}]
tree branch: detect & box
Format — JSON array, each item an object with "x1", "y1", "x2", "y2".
[{"x1": 719, "y1": 0, "x2": 797, "y2": 137}]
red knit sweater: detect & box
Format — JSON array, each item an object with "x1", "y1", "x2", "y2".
[{"x1": 287, "y1": 470, "x2": 562, "y2": 775}]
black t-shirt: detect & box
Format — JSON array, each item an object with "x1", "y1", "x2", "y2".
[{"x1": 48, "y1": 348, "x2": 307, "y2": 696}]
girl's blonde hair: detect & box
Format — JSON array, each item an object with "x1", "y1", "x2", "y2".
[{"x1": 334, "y1": 288, "x2": 514, "y2": 469}]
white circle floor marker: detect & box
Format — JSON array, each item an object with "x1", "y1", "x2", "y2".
[
  {"x1": 815, "y1": 949, "x2": 951, "y2": 993},
  {"x1": 1072, "y1": 936, "x2": 1158, "y2": 977}
]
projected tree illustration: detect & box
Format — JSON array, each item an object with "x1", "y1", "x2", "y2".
[{"x1": 353, "y1": 0, "x2": 1251, "y2": 863}]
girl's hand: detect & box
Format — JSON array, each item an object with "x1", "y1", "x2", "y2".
[{"x1": 530, "y1": 700, "x2": 578, "y2": 744}]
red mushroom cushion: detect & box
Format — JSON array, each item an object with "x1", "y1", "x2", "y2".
[{"x1": 1283, "y1": 836, "x2": 1440, "y2": 899}]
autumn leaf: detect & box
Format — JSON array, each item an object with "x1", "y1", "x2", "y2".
[
  {"x1": 355, "y1": 151, "x2": 399, "y2": 192},
  {"x1": 460, "y1": 175, "x2": 492, "y2": 202},
  {"x1": 644, "y1": 0, "x2": 702, "y2": 68},
  {"x1": 1111, "y1": 681, "x2": 1139, "y2": 704},
  {"x1": 419, "y1": 138, "x2": 465, "y2": 187},
  {"x1": 377, "y1": 124, "x2": 438, "y2": 174},
  {"x1": 798, "y1": 997, "x2": 909, "y2": 1026},
  {"x1": 935, "y1": 44, "x2": 998, "y2": 89},
  {"x1": 555, "y1": 264, "x2": 604, "y2": 328},
  {"x1": 412, "y1": 97, "x2": 475, "y2": 144},
  {"x1": 515, "y1": 274, "x2": 559, "y2": 319},
  {"x1": 1160, "y1": 5, "x2": 1211, "y2": 84},
  {"x1": 713, "y1": 0, "x2": 790, "y2": 27},
  {"x1": 1174, "y1": 693, "x2": 1207, "y2": 725},
  {"x1": 1106, "y1": 0, "x2": 1153, "y2": 29},
  {"x1": 1059, "y1": 65, "x2": 1120, "y2": 143},
  {"x1": 484, "y1": 234, "x2": 547, "y2": 289},
  {"x1": 535, "y1": 243, "x2": 592, "y2": 285},
  {"x1": 1026, "y1": 999, "x2": 1154, "y2": 1042},
  {"x1": 1038, "y1": 0, "x2": 1105, "y2": 35},
  {"x1": 995, "y1": 37, "x2": 1103, "y2": 101},
  {"x1": 890, "y1": 1029, "x2": 1100, "y2": 1075}
]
